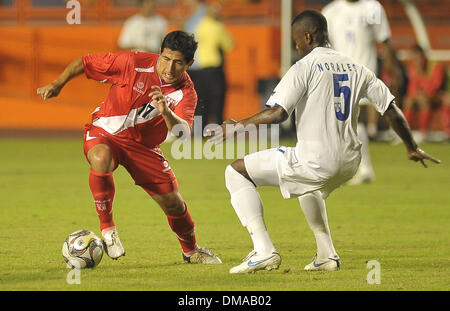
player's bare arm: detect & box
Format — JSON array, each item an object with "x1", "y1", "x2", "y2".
[
  {"x1": 149, "y1": 85, "x2": 190, "y2": 137},
  {"x1": 37, "y1": 57, "x2": 84, "y2": 100},
  {"x1": 384, "y1": 102, "x2": 441, "y2": 167},
  {"x1": 205, "y1": 105, "x2": 288, "y2": 142},
  {"x1": 237, "y1": 105, "x2": 288, "y2": 127}
]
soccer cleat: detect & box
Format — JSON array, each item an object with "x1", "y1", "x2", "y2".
[
  {"x1": 182, "y1": 247, "x2": 222, "y2": 264},
  {"x1": 229, "y1": 250, "x2": 281, "y2": 274},
  {"x1": 102, "y1": 229, "x2": 125, "y2": 260},
  {"x1": 304, "y1": 254, "x2": 340, "y2": 271}
]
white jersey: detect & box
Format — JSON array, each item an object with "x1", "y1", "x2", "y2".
[
  {"x1": 322, "y1": 0, "x2": 391, "y2": 73},
  {"x1": 118, "y1": 14, "x2": 168, "y2": 53},
  {"x1": 264, "y1": 47, "x2": 394, "y2": 199}
]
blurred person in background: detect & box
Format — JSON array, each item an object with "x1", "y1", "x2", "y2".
[
  {"x1": 118, "y1": 0, "x2": 168, "y2": 53},
  {"x1": 322, "y1": 0, "x2": 403, "y2": 185},
  {"x1": 442, "y1": 89, "x2": 450, "y2": 141},
  {"x1": 183, "y1": 0, "x2": 208, "y2": 35},
  {"x1": 183, "y1": 0, "x2": 234, "y2": 129},
  {"x1": 378, "y1": 44, "x2": 408, "y2": 141},
  {"x1": 402, "y1": 45, "x2": 448, "y2": 142}
]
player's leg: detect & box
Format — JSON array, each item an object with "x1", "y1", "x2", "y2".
[
  {"x1": 441, "y1": 92, "x2": 450, "y2": 140},
  {"x1": 84, "y1": 136, "x2": 125, "y2": 260},
  {"x1": 298, "y1": 191, "x2": 340, "y2": 271},
  {"x1": 417, "y1": 91, "x2": 432, "y2": 141},
  {"x1": 191, "y1": 69, "x2": 208, "y2": 130},
  {"x1": 367, "y1": 105, "x2": 379, "y2": 140},
  {"x1": 402, "y1": 95, "x2": 415, "y2": 128},
  {"x1": 348, "y1": 104, "x2": 375, "y2": 185},
  {"x1": 143, "y1": 186, "x2": 221, "y2": 264},
  {"x1": 129, "y1": 145, "x2": 220, "y2": 264},
  {"x1": 225, "y1": 149, "x2": 282, "y2": 274},
  {"x1": 208, "y1": 67, "x2": 226, "y2": 125},
  {"x1": 226, "y1": 160, "x2": 276, "y2": 257}
]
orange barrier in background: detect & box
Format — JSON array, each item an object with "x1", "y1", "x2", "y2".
[{"x1": 0, "y1": 24, "x2": 280, "y2": 131}]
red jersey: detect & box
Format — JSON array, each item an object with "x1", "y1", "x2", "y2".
[
  {"x1": 406, "y1": 61, "x2": 445, "y2": 98},
  {"x1": 82, "y1": 51, "x2": 197, "y2": 147}
]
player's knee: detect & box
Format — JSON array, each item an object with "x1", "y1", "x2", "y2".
[
  {"x1": 225, "y1": 164, "x2": 253, "y2": 193},
  {"x1": 225, "y1": 165, "x2": 238, "y2": 190},
  {"x1": 88, "y1": 146, "x2": 114, "y2": 173}
]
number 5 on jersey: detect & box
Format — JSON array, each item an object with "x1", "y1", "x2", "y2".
[{"x1": 333, "y1": 73, "x2": 351, "y2": 121}]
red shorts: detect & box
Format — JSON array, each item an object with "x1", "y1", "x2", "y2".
[{"x1": 83, "y1": 125, "x2": 178, "y2": 195}]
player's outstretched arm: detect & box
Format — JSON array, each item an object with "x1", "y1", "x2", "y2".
[
  {"x1": 37, "y1": 57, "x2": 84, "y2": 100},
  {"x1": 204, "y1": 105, "x2": 288, "y2": 142},
  {"x1": 384, "y1": 102, "x2": 441, "y2": 167}
]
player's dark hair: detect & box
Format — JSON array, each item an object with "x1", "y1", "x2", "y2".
[
  {"x1": 291, "y1": 9, "x2": 330, "y2": 46},
  {"x1": 160, "y1": 31, "x2": 198, "y2": 63}
]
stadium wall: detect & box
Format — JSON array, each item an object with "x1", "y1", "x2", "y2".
[
  {"x1": 0, "y1": 24, "x2": 280, "y2": 131},
  {"x1": 0, "y1": 0, "x2": 449, "y2": 132}
]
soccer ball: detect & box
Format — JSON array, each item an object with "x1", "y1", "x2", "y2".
[{"x1": 62, "y1": 230, "x2": 104, "y2": 269}]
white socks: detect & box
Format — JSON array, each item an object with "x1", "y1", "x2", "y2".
[
  {"x1": 298, "y1": 191, "x2": 338, "y2": 259},
  {"x1": 357, "y1": 122, "x2": 374, "y2": 174},
  {"x1": 225, "y1": 164, "x2": 338, "y2": 259},
  {"x1": 225, "y1": 165, "x2": 276, "y2": 256}
]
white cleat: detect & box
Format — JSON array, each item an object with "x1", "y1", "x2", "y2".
[
  {"x1": 182, "y1": 247, "x2": 222, "y2": 264},
  {"x1": 102, "y1": 229, "x2": 125, "y2": 260},
  {"x1": 229, "y1": 250, "x2": 281, "y2": 274},
  {"x1": 346, "y1": 169, "x2": 375, "y2": 186},
  {"x1": 304, "y1": 254, "x2": 340, "y2": 271}
]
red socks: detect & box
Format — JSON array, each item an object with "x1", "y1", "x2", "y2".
[
  {"x1": 89, "y1": 168, "x2": 115, "y2": 231},
  {"x1": 419, "y1": 109, "x2": 431, "y2": 134},
  {"x1": 403, "y1": 108, "x2": 431, "y2": 134},
  {"x1": 403, "y1": 108, "x2": 414, "y2": 128},
  {"x1": 166, "y1": 203, "x2": 198, "y2": 254},
  {"x1": 442, "y1": 105, "x2": 450, "y2": 137},
  {"x1": 89, "y1": 168, "x2": 197, "y2": 254}
]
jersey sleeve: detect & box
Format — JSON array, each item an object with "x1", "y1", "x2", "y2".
[
  {"x1": 173, "y1": 86, "x2": 197, "y2": 129},
  {"x1": 265, "y1": 61, "x2": 307, "y2": 117},
  {"x1": 81, "y1": 51, "x2": 132, "y2": 85},
  {"x1": 372, "y1": 1, "x2": 391, "y2": 43},
  {"x1": 363, "y1": 66, "x2": 395, "y2": 115}
]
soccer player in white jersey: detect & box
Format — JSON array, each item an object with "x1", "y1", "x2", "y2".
[
  {"x1": 205, "y1": 10, "x2": 440, "y2": 274},
  {"x1": 322, "y1": 0, "x2": 402, "y2": 185}
]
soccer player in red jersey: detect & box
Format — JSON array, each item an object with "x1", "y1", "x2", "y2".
[{"x1": 37, "y1": 31, "x2": 222, "y2": 264}]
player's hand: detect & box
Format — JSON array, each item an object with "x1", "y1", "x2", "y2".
[
  {"x1": 204, "y1": 119, "x2": 239, "y2": 143},
  {"x1": 37, "y1": 81, "x2": 63, "y2": 100},
  {"x1": 149, "y1": 85, "x2": 169, "y2": 115},
  {"x1": 407, "y1": 148, "x2": 441, "y2": 168}
]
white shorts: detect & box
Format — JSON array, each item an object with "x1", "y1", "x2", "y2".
[{"x1": 244, "y1": 146, "x2": 358, "y2": 200}]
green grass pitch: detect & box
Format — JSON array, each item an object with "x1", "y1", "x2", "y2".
[{"x1": 0, "y1": 137, "x2": 448, "y2": 291}]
